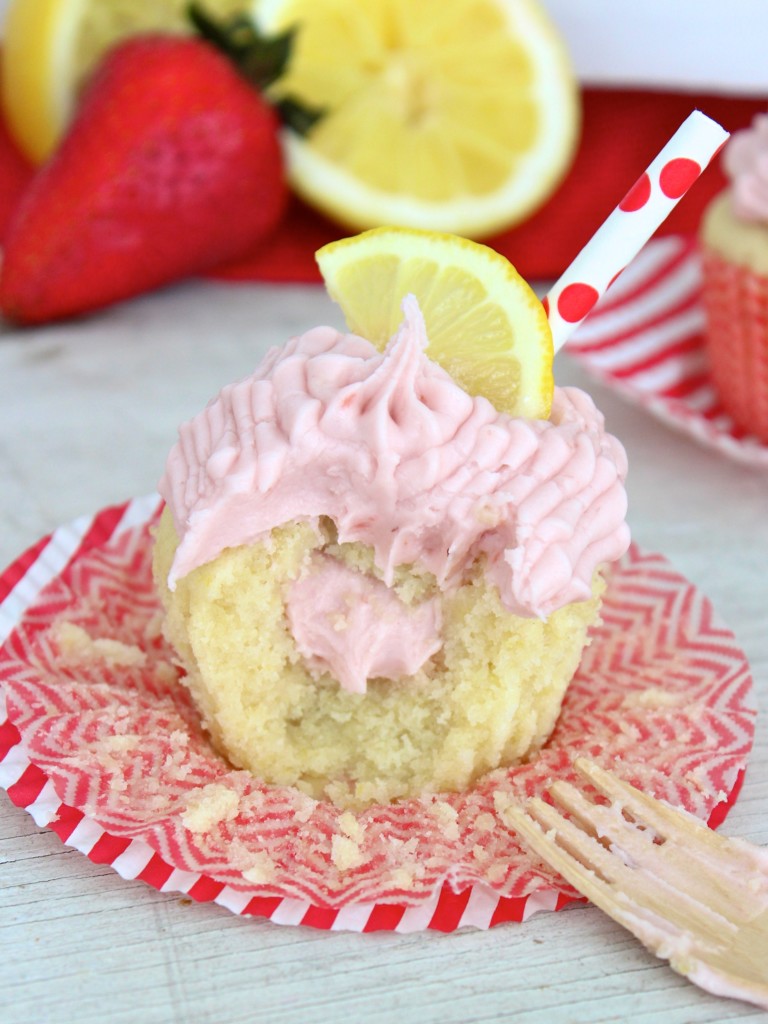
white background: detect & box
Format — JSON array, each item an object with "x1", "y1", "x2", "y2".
[
  {"x1": 2, "y1": 0, "x2": 766, "y2": 94},
  {"x1": 541, "y1": 0, "x2": 768, "y2": 94}
]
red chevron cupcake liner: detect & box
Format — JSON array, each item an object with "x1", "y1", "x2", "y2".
[
  {"x1": 566, "y1": 235, "x2": 768, "y2": 466},
  {"x1": 0, "y1": 496, "x2": 756, "y2": 931},
  {"x1": 700, "y1": 249, "x2": 768, "y2": 445}
]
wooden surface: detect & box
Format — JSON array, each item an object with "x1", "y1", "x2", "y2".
[{"x1": 0, "y1": 278, "x2": 767, "y2": 1024}]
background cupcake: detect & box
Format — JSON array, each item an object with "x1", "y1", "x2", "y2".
[{"x1": 700, "y1": 114, "x2": 768, "y2": 444}]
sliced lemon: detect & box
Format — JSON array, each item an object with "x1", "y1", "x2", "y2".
[
  {"x1": 316, "y1": 227, "x2": 553, "y2": 419},
  {"x1": 258, "y1": 0, "x2": 578, "y2": 237},
  {"x1": 1, "y1": 0, "x2": 246, "y2": 163}
]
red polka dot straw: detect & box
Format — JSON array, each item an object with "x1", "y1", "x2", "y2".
[{"x1": 545, "y1": 110, "x2": 729, "y2": 353}]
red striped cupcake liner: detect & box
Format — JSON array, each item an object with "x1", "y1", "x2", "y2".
[
  {"x1": 566, "y1": 235, "x2": 768, "y2": 467},
  {"x1": 0, "y1": 496, "x2": 756, "y2": 931}
]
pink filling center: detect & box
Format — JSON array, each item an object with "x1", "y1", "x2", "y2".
[{"x1": 285, "y1": 554, "x2": 442, "y2": 694}]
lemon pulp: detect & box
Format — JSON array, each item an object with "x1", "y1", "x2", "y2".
[{"x1": 259, "y1": 0, "x2": 578, "y2": 236}]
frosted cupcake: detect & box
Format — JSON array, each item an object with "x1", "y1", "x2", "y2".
[
  {"x1": 700, "y1": 114, "x2": 768, "y2": 443},
  {"x1": 153, "y1": 286, "x2": 629, "y2": 809}
]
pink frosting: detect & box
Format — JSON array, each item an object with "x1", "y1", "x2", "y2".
[
  {"x1": 286, "y1": 554, "x2": 442, "y2": 693},
  {"x1": 159, "y1": 296, "x2": 630, "y2": 619},
  {"x1": 724, "y1": 113, "x2": 768, "y2": 224}
]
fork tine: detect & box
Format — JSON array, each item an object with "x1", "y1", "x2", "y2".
[
  {"x1": 545, "y1": 778, "x2": 744, "y2": 932},
  {"x1": 571, "y1": 758, "x2": 768, "y2": 885},
  {"x1": 503, "y1": 800, "x2": 637, "y2": 922},
  {"x1": 504, "y1": 798, "x2": 712, "y2": 951},
  {"x1": 508, "y1": 790, "x2": 737, "y2": 940},
  {"x1": 507, "y1": 767, "x2": 768, "y2": 1013},
  {"x1": 548, "y1": 779, "x2": 665, "y2": 870},
  {"x1": 573, "y1": 759, "x2": 742, "y2": 857}
]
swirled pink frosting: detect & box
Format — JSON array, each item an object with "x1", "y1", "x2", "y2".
[
  {"x1": 724, "y1": 113, "x2": 768, "y2": 224},
  {"x1": 159, "y1": 297, "x2": 629, "y2": 619}
]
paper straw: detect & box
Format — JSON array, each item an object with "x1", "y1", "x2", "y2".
[{"x1": 545, "y1": 110, "x2": 729, "y2": 352}]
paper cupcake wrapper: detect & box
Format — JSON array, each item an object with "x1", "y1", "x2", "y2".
[
  {"x1": 0, "y1": 496, "x2": 756, "y2": 931},
  {"x1": 700, "y1": 249, "x2": 768, "y2": 444},
  {"x1": 566, "y1": 235, "x2": 768, "y2": 468}
]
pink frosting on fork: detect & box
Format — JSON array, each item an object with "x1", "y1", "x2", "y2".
[{"x1": 159, "y1": 297, "x2": 629, "y2": 618}]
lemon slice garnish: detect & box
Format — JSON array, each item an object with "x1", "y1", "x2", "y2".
[{"x1": 317, "y1": 226, "x2": 554, "y2": 419}]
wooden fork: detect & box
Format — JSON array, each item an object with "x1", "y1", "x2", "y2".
[{"x1": 505, "y1": 758, "x2": 768, "y2": 1011}]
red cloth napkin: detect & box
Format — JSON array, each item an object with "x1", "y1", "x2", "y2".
[
  {"x1": 209, "y1": 89, "x2": 767, "y2": 285},
  {"x1": 1, "y1": 87, "x2": 765, "y2": 285}
]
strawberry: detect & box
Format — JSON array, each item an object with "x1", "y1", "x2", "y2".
[
  {"x1": 0, "y1": 80, "x2": 34, "y2": 246},
  {"x1": 0, "y1": 10, "x2": 318, "y2": 325}
]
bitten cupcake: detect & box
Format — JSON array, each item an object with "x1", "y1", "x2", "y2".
[
  {"x1": 700, "y1": 114, "x2": 768, "y2": 443},
  {"x1": 153, "y1": 262, "x2": 629, "y2": 810}
]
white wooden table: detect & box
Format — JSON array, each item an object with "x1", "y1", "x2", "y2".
[{"x1": 0, "y1": 277, "x2": 766, "y2": 1024}]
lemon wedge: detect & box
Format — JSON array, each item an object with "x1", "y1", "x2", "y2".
[
  {"x1": 258, "y1": 0, "x2": 578, "y2": 237},
  {"x1": 317, "y1": 227, "x2": 554, "y2": 419},
  {"x1": 1, "y1": 0, "x2": 246, "y2": 162}
]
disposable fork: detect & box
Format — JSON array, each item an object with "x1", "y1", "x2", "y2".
[{"x1": 505, "y1": 758, "x2": 768, "y2": 1010}]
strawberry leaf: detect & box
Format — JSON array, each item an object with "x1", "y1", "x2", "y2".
[
  {"x1": 274, "y1": 97, "x2": 324, "y2": 136},
  {"x1": 187, "y1": 2, "x2": 324, "y2": 135}
]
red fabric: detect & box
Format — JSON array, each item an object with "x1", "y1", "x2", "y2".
[
  {"x1": 1, "y1": 86, "x2": 765, "y2": 281},
  {"x1": 210, "y1": 88, "x2": 768, "y2": 284}
]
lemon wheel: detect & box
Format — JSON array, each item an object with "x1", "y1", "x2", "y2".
[
  {"x1": 258, "y1": 0, "x2": 578, "y2": 237},
  {"x1": 316, "y1": 227, "x2": 554, "y2": 418}
]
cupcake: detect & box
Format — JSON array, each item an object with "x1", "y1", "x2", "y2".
[
  {"x1": 700, "y1": 114, "x2": 768, "y2": 443},
  {"x1": 153, "y1": 275, "x2": 629, "y2": 810}
]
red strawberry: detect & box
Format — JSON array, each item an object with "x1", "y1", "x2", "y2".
[
  {"x1": 0, "y1": 29, "x2": 291, "y2": 325},
  {"x1": 0, "y1": 53, "x2": 34, "y2": 246}
]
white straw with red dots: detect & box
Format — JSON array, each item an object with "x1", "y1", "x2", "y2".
[{"x1": 545, "y1": 110, "x2": 729, "y2": 353}]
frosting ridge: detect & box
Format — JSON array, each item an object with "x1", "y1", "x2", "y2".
[
  {"x1": 159, "y1": 296, "x2": 629, "y2": 618},
  {"x1": 725, "y1": 113, "x2": 768, "y2": 224}
]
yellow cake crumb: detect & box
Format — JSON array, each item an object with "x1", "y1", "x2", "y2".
[
  {"x1": 486, "y1": 862, "x2": 508, "y2": 885},
  {"x1": 181, "y1": 783, "x2": 240, "y2": 834},
  {"x1": 338, "y1": 811, "x2": 365, "y2": 843},
  {"x1": 493, "y1": 789, "x2": 516, "y2": 818},
  {"x1": 429, "y1": 800, "x2": 461, "y2": 841},
  {"x1": 54, "y1": 621, "x2": 146, "y2": 668},
  {"x1": 291, "y1": 793, "x2": 318, "y2": 824},
  {"x1": 241, "y1": 852, "x2": 276, "y2": 885},
  {"x1": 474, "y1": 812, "x2": 497, "y2": 833},
  {"x1": 624, "y1": 687, "x2": 684, "y2": 709},
  {"x1": 100, "y1": 734, "x2": 140, "y2": 753},
  {"x1": 389, "y1": 867, "x2": 416, "y2": 890},
  {"x1": 331, "y1": 833, "x2": 364, "y2": 871}
]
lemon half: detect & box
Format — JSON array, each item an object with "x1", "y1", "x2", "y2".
[
  {"x1": 259, "y1": 0, "x2": 578, "y2": 237},
  {"x1": 1, "y1": 0, "x2": 246, "y2": 162},
  {"x1": 317, "y1": 227, "x2": 554, "y2": 419}
]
